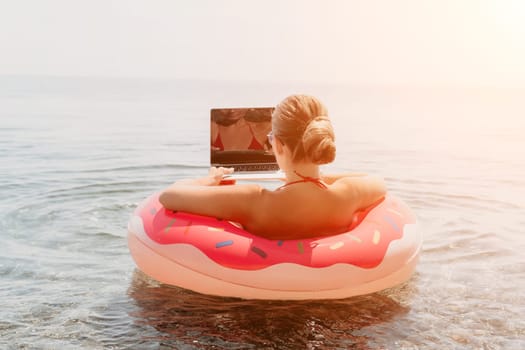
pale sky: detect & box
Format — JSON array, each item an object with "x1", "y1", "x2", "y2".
[{"x1": 1, "y1": 0, "x2": 524, "y2": 86}]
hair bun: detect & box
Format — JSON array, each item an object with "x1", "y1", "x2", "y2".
[
  {"x1": 272, "y1": 95, "x2": 336, "y2": 164},
  {"x1": 313, "y1": 115, "x2": 329, "y2": 122},
  {"x1": 301, "y1": 115, "x2": 336, "y2": 164}
]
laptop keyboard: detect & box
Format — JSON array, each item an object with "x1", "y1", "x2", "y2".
[{"x1": 234, "y1": 163, "x2": 280, "y2": 172}]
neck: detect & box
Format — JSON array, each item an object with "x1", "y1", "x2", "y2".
[{"x1": 284, "y1": 163, "x2": 320, "y2": 182}]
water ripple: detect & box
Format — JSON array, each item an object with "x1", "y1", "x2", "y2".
[
  {"x1": 123, "y1": 271, "x2": 411, "y2": 349},
  {"x1": 2, "y1": 78, "x2": 525, "y2": 349}
]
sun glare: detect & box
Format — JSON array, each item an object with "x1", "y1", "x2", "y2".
[{"x1": 485, "y1": 1, "x2": 525, "y2": 37}]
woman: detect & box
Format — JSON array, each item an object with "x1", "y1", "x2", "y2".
[{"x1": 160, "y1": 95, "x2": 386, "y2": 240}]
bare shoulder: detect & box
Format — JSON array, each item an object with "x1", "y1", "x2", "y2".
[
  {"x1": 329, "y1": 175, "x2": 386, "y2": 209},
  {"x1": 330, "y1": 174, "x2": 384, "y2": 187},
  {"x1": 327, "y1": 176, "x2": 360, "y2": 192}
]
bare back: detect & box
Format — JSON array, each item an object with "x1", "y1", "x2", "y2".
[
  {"x1": 245, "y1": 177, "x2": 381, "y2": 239},
  {"x1": 160, "y1": 174, "x2": 386, "y2": 241}
]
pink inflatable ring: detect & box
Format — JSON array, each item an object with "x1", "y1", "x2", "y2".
[{"x1": 127, "y1": 193, "x2": 420, "y2": 300}]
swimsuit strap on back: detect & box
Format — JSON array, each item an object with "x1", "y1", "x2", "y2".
[{"x1": 277, "y1": 171, "x2": 328, "y2": 190}]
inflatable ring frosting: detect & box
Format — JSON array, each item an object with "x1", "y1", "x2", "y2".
[{"x1": 127, "y1": 193, "x2": 421, "y2": 300}]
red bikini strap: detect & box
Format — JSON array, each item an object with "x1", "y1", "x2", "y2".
[
  {"x1": 277, "y1": 171, "x2": 327, "y2": 190},
  {"x1": 293, "y1": 171, "x2": 328, "y2": 189}
]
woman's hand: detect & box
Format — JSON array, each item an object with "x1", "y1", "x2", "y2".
[
  {"x1": 167, "y1": 167, "x2": 235, "y2": 187},
  {"x1": 208, "y1": 166, "x2": 235, "y2": 186}
]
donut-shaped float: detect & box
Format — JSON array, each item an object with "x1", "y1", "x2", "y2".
[{"x1": 127, "y1": 193, "x2": 420, "y2": 300}]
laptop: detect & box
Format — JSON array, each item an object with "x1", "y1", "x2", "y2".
[{"x1": 210, "y1": 107, "x2": 284, "y2": 181}]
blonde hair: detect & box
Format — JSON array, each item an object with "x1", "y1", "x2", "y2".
[{"x1": 272, "y1": 95, "x2": 336, "y2": 164}]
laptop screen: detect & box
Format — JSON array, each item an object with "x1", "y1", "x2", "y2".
[{"x1": 210, "y1": 107, "x2": 278, "y2": 171}]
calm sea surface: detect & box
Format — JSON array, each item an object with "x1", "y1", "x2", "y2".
[{"x1": 1, "y1": 76, "x2": 524, "y2": 349}]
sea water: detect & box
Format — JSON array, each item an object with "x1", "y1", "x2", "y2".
[{"x1": 1, "y1": 75, "x2": 524, "y2": 349}]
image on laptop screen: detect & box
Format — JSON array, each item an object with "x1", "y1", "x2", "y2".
[{"x1": 211, "y1": 107, "x2": 279, "y2": 172}]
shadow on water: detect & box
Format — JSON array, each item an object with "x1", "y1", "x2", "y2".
[{"x1": 126, "y1": 270, "x2": 411, "y2": 349}]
